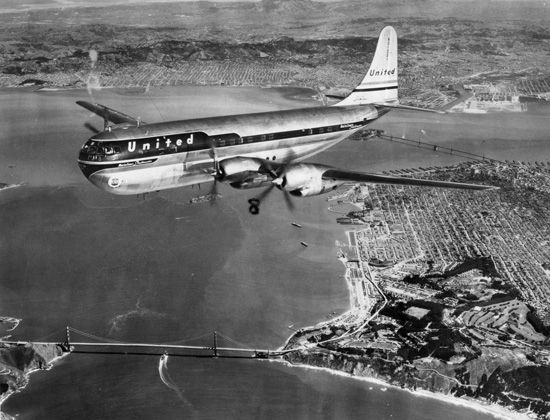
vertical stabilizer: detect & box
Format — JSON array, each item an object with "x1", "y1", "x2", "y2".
[{"x1": 336, "y1": 26, "x2": 398, "y2": 106}]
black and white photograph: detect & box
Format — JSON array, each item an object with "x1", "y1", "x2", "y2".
[{"x1": 0, "y1": 0, "x2": 549, "y2": 418}]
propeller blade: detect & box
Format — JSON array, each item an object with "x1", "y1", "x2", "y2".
[
  {"x1": 282, "y1": 191, "x2": 295, "y2": 211},
  {"x1": 255, "y1": 184, "x2": 275, "y2": 203},
  {"x1": 84, "y1": 122, "x2": 100, "y2": 134},
  {"x1": 209, "y1": 178, "x2": 218, "y2": 206},
  {"x1": 210, "y1": 138, "x2": 221, "y2": 178}
]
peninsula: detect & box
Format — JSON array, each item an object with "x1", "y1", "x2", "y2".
[{"x1": 282, "y1": 160, "x2": 550, "y2": 419}]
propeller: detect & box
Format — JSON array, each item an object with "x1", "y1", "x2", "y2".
[
  {"x1": 248, "y1": 164, "x2": 295, "y2": 215},
  {"x1": 281, "y1": 188, "x2": 295, "y2": 211},
  {"x1": 84, "y1": 122, "x2": 101, "y2": 134},
  {"x1": 208, "y1": 138, "x2": 221, "y2": 204}
]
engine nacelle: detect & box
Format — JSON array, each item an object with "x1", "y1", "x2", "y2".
[
  {"x1": 218, "y1": 157, "x2": 263, "y2": 178},
  {"x1": 277, "y1": 163, "x2": 341, "y2": 197},
  {"x1": 229, "y1": 174, "x2": 271, "y2": 189},
  {"x1": 292, "y1": 179, "x2": 341, "y2": 197},
  {"x1": 278, "y1": 164, "x2": 323, "y2": 190}
]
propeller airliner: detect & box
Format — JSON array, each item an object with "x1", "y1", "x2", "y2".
[{"x1": 77, "y1": 26, "x2": 493, "y2": 214}]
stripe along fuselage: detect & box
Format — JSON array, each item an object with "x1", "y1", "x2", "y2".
[{"x1": 78, "y1": 105, "x2": 378, "y2": 195}]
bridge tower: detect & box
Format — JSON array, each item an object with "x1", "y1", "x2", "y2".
[
  {"x1": 64, "y1": 326, "x2": 71, "y2": 352},
  {"x1": 213, "y1": 331, "x2": 218, "y2": 358}
]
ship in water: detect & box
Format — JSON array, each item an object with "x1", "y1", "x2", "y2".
[{"x1": 189, "y1": 193, "x2": 222, "y2": 204}]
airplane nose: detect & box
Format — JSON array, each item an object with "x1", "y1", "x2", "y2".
[
  {"x1": 89, "y1": 171, "x2": 125, "y2": 191},
  {"x1": 78, "y1": 162, "x2": 97, "y2": 179}
]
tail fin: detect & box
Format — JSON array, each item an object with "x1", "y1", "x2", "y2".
[{"x1": 336, "y1": 26, "x2": 398, "y2": 106}]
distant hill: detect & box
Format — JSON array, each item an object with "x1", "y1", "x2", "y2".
[{"x1": 257, "y1": 0, "x2": 326, "y2": 14}]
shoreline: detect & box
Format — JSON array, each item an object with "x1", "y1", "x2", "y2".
[
  {"x1": 272, "y1": 359, "x2": 532, "y2": 420},
  {"x1": 276, "y1": 212, "x2": 540, "y2": 419},
  {"x1": 0, "y1": 345, "x2": 68, "y2": 417}
]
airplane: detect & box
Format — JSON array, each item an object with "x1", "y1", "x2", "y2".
[{"x1": 77, "y1": 26, "x2": 493, "y2": 215}]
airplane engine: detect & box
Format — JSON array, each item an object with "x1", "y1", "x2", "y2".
[
  {"x1": 276, "y1": 164, "x2": 341, "y2": 197},
  {"x1": 218, "y1": 157, "x2": 263, "y2": 178},
  {"x1": 293, "y1": 179, "x2": 341, "y2": 197}
]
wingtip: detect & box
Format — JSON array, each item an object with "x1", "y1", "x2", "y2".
[
  {"x1": 476, "y1": 185, "x2": 499, "y2": 191},
  {"x1": 76, "y1": 100, "x2": 93, "y2": 108}
]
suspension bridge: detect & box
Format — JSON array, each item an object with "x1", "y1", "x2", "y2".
[
  {"x1": 362, "y1": 129, "x2": 503, "y2": 163},
  {"x1": 2, "y1": 326, "x2": 291, "y2": 360}
]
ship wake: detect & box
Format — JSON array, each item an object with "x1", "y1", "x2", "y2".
[{"x1": 158, "y1": 354, "x2": 194, "y2": 411}]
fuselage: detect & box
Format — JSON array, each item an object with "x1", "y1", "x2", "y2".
[{"x1": 78, "y1": 104, "x2": 379, "y2": 195}]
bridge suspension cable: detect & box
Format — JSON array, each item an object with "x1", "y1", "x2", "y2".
[
  {"x1": 66, "y1": 326, "x2": 255, "y2": 349},
  {"x1": 68, "y1": 327, "x2": 124, "y2": 344},
  {"x1": 363, "y1": 129, "x2": 503, "y2": 164},
  {"x1": 215, "y1": 332, "x2": 256, "y2": 350},
  {"x1": 165, "y1": 331, "x2": 214, "y2": 345}
]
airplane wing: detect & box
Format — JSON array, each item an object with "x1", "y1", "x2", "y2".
[
  {"x1": 76, "y1": 101, "x2": 146, "y2": 126},
  {"x1": 322, "y1": 169, "x2": 494, "y2": 190}
]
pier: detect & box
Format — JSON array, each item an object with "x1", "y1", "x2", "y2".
[{"x1": 1, "y1": 326, "x2": 289, "y2": 360}]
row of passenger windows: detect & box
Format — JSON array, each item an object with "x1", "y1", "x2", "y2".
[
  {"x1": 238, "y1": 125, "x2": 339, "y2": 146},
  {"x1": 84, "y1": 123, "x2": 347, "y2": 157}
]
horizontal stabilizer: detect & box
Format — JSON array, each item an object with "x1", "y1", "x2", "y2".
[
  {"x1": 76, "y1": 101, "x2": 145, "y2": 126},
  {"x1": 323, "y1": 169, "x2": 495, "y2": 191}
]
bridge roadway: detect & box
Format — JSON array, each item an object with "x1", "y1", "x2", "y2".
[{"x1": 1, "y1": 340, "x2": 288, "y2": 359}]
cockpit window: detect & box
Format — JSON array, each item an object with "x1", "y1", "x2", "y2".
[{"x1": 82, "y1": 143, "x2": 121, "y2": 160}]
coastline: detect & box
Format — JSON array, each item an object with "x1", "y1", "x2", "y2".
[
  {"x1": 273, "y1": 359, "x2": 532, "y2": 420},
  {"x1": 275, "y1": 272, "x2": 531, "y2": 420},
  {"x1": 276, "y1": 181, "x2": 545, "y2": 419},
  {"x1": 0, "y1": 344, "x2": 66, "y2": 418}
]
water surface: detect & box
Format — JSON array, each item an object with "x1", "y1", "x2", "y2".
[{"x1": 2, "y1": 86, "x2": 547, "y2": 419}]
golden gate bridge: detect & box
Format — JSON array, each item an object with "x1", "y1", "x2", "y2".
[{"x1": 2, "y1": 326, "x2": 293, "y2": 360}]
